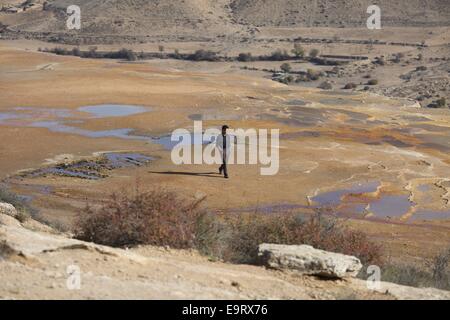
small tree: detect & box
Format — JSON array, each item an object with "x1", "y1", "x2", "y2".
[
  {"x1": 291, "y1": 43, "x2": 305, "y2": 58},
  {"x1": 158, "y1": 45, "x2": 165, "y2": 53},
  {"x1": 309, "y1": 48, "x2": 320, "y2": 58},
  {"x1": 280, "y1": 63, "x2": 292, "y2": 73}
]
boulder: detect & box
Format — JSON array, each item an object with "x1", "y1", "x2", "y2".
[
  {"x1": 258, "y1": 244, "x2": 362, "y2": 278},
  {"x1": 0, "y1": 202, "x2": 17, "y2": 218}
]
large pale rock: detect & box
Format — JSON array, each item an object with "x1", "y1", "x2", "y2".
[
  {"x1": 0, "y1": 207, "x2": 147, "y2": 263},
  {"x1": 258, "y1": 244, "x2": 363, "y2": 278},
  {"x1": 0, "y1": 202, "x2": 17, "y2": 218},
  {"x1": 1, "y1": 207, "x2": 450, "y2": 299}
]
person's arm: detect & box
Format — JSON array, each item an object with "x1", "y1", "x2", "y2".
[{"x1": 216, "y1": 135, "x2": 222, "y2": 149}]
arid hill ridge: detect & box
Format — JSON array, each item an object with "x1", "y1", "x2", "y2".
[{"x1": 1, "y1": 0, "x2": 449, "y2": 39}]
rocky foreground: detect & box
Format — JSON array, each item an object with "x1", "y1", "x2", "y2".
[{"x1": 1, "y1": 202, "x2": 449, "y2": 300}]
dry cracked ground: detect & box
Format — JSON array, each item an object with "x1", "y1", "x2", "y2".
[{"x1": 0, "y1": 41, "x2": 450, "y2": 298}]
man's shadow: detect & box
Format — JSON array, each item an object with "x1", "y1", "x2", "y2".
[{"x1": 148, "y1": 171, "x2": 223, "y2": 179}]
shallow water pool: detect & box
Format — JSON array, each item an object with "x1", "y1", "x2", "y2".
[{"x1": 78, "y1": 104, "x2": 151, "y2": 118}]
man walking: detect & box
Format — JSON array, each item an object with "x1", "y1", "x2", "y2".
[{"x1": 216, "y1": 125, "x2": 230, "y2": 179}]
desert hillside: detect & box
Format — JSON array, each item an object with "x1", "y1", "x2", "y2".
[
  {"x1": 1, "y1": 0, "x2": 246, "y2": 38},
  {"x1": 1, "y1": 0, "x2": 449, "y2": 39},
  {"x1": 231, "y1": 0, "x2": 450, "y2": 27}
]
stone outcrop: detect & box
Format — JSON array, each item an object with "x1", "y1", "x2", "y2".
[
  {"x1": 0, "y1": 202, "x2": 17, "y2": 218},
  {"x1": 258, "y1": 244, "x2": 363, "y2": 278}
]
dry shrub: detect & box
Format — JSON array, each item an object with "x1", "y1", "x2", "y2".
[
  {"x1": 75, "y1": 188, "x2": 383, "y2": 266},
  {"x1": 198, "y1": 211, "x2": 383, "y2": 266},
  {"x1": 366, "y1": 247, "x2": 450, "y2": 290},
  {"x1": 377, "y1": 264, "x2": 432, "y2": 288},
  {"x1": 429, "y1": 247, "x2": 450, "y2": 289},
  {"x1": 74, "y1": 189, "x2": 206, "y2": 248}
]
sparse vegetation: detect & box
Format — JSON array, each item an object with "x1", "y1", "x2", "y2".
[
  {"x1": 294, "y1": 69, "x2": 323, "y2": 83},
  {"x1": 74, "y1": 188, "x2": 383, "y2": 266},
  {"x1": 44, "y1": 47, "x2": 139, "y2": 61},
  {"x1": 367, "y1": 79, "x2": 379, "y2": 85},
  {"x1": 115, "y1": 48, "x2": 137, "y2": 61},
  {"x1": 375, "y1": 247, "x2": 450, "y2": 290},
  {"x1": 267, "y1": 49, "x2": 291, "y2": 61},
  {"x1": 199, "y1": 210, "x2": 383, "y2": 265},
  {"x1": 42, "y1": 47, "x2": 338, "y2": 64},
  {"x1": 430, "y1": 247, "x2": 450, "y2": 289},
  {"x1": 187, "y1": 49, "x2": 219, "y2": 61},
  {"x1": 74, "y1": 189, "x2": 206, "y2": 248}
]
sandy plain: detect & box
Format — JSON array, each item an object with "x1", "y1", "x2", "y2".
[{"x1": 1, "y1": 40, "x2": 450, "y2": 265}]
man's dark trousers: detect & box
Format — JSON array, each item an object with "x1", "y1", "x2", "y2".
[{"x1": 219, "y1": 151, "x2": 228, "y2": 178}]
